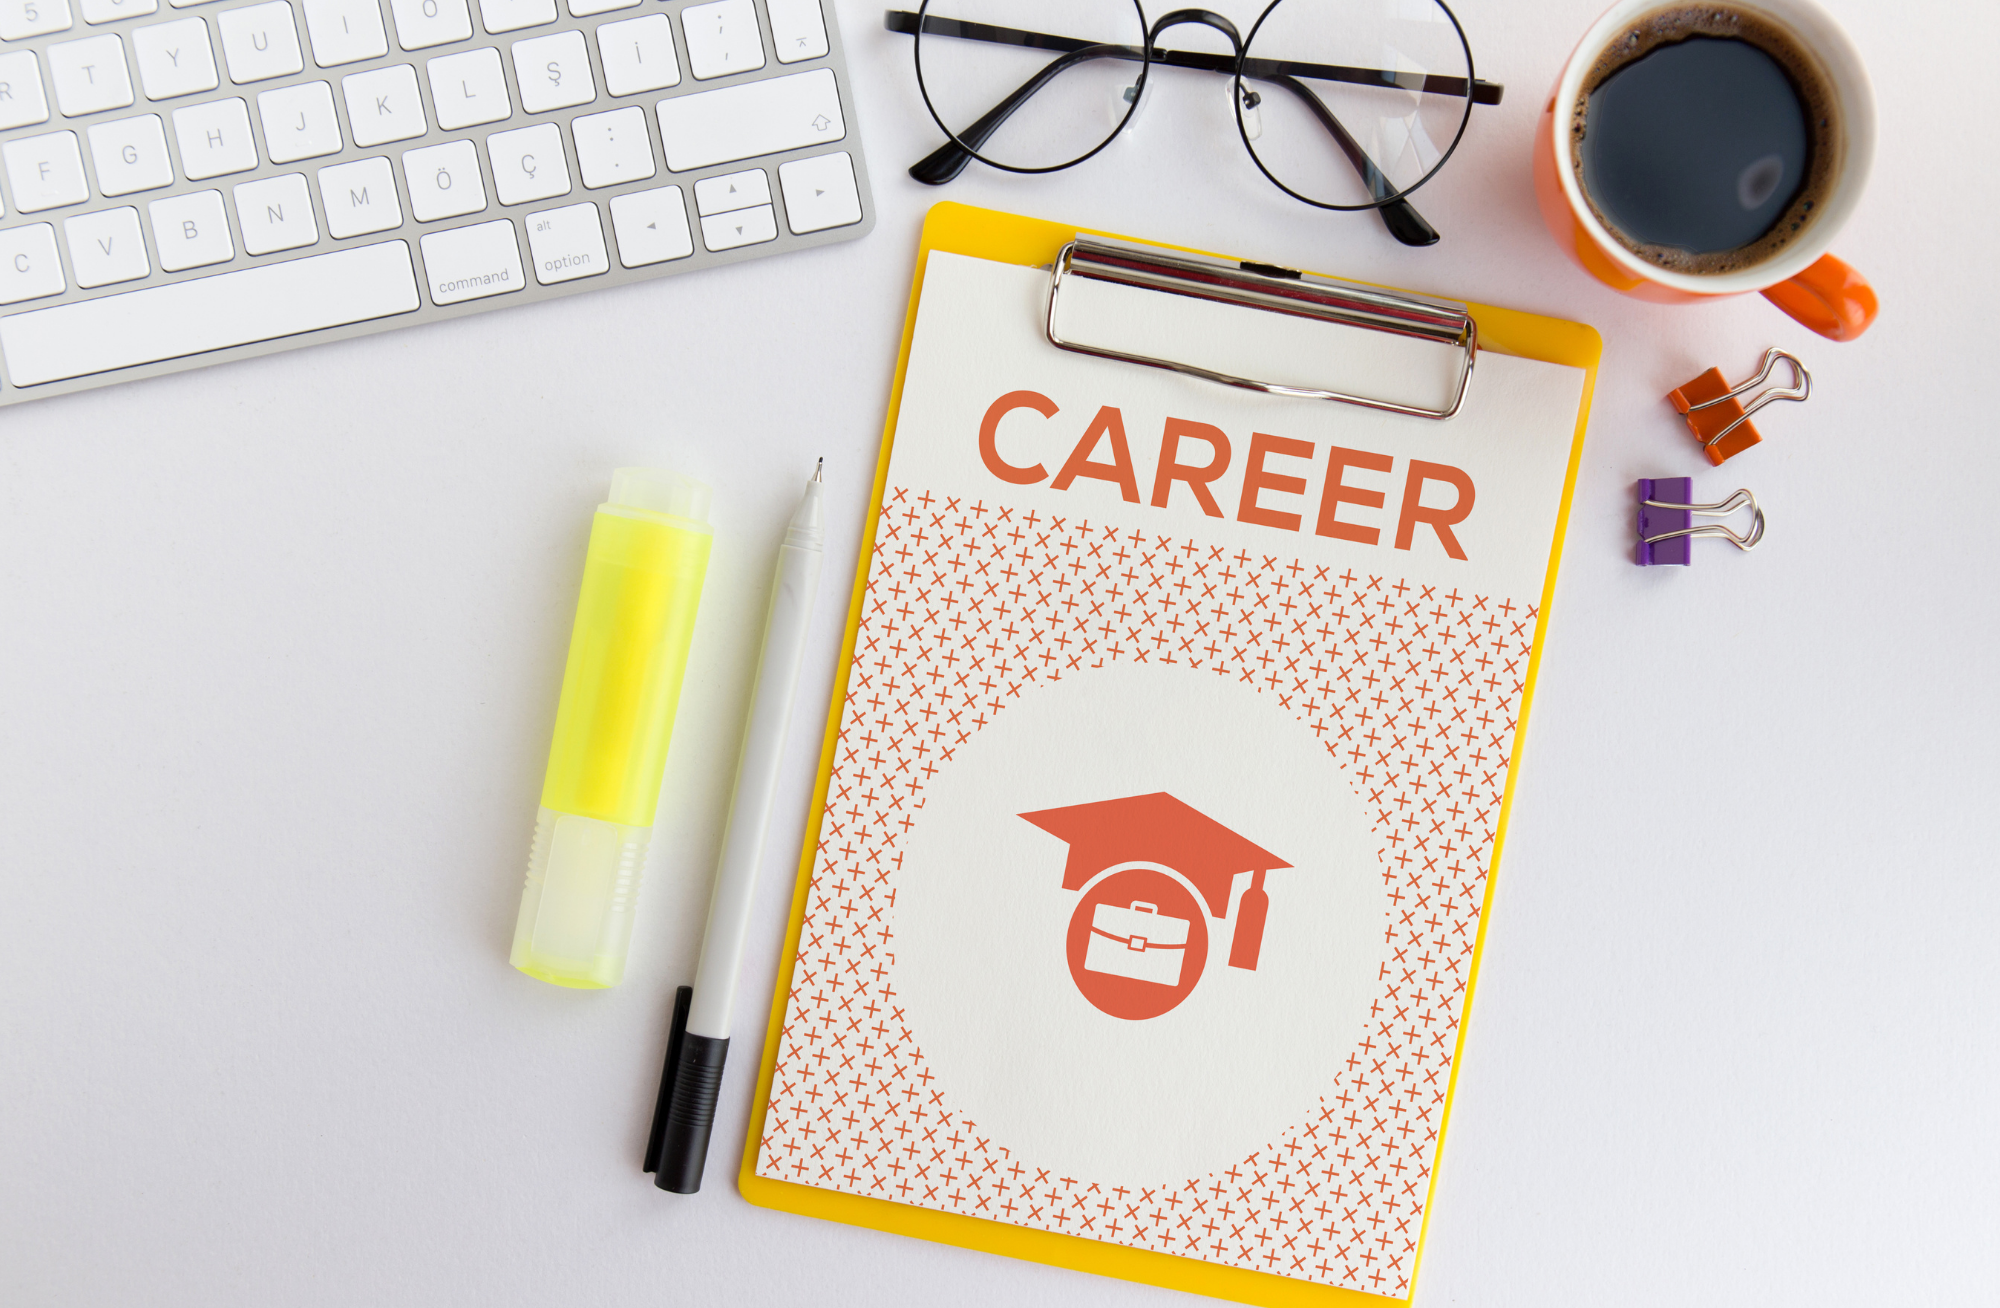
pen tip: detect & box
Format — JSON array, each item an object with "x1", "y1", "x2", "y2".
[{"x1": 813, "y1": 458, "x2": 823, "y2": 483}]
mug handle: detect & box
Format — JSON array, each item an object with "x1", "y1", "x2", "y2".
[{"x1": 1761, "y1": 253, "x2": 1878, "y2": 341}]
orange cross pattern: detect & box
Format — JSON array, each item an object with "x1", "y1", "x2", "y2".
[{"x1": 756, "y1": 488, "x2": 1537, "y2": 1298}]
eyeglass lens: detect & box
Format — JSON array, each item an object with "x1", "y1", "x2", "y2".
[
  {"x1": 914, "y1": 1, "x2": 1149, "y2": 174},
  {"x1": 1240, "y1": 0, "x2": 1473, "y2": 210}
]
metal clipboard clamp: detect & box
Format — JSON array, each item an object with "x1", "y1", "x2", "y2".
[{"x1": 1044, "y1": 236, "x2": 1479, "y2": 420}]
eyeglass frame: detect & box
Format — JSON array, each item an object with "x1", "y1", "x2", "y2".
[{"x1": 888, "y1": 3, "x2": 1503, "y2": 248}]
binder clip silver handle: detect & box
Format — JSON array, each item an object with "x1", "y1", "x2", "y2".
[
  {"x1": 1683, "y1": 347, "x2": 1811, "y2": 450},
  {"x1": 1641, "y1": 488, "x2": 1765, "y2": 549},
  {"x1": 1636, "y1": 479, "x2": 1764, "y2": 566}
]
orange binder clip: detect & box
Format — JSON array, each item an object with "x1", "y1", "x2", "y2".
[{"x1": 1668, "y1": 347, "x2": 1811, "y2": 465}]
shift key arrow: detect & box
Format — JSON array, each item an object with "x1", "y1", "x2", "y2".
[{"x1": 656, "y1": 68, "x2": 845, "y2": 172}]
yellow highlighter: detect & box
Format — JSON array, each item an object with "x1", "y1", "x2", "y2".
[{"x1": 511, "y1": 468, "x2": 713, "y2": 989}]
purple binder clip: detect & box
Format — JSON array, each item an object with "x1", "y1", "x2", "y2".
[{"x1": 1636, "y1": 478, "x2": 1764, "y2": 566}]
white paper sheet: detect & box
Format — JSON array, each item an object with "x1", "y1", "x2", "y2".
[{"x1": 756, "y1": 251, "x2": 1587, "y2": 1299}]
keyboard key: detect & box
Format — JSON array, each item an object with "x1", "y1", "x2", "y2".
[
  {"x1": 387, "y1": 0, "x2": 468, "y2": 51},
  {"x1": 484, "y1": 120, "x2": 565, "y2": 204},
  {"x1": 3, "y1": 130, "x2": 88, "y2": 211},
  {"x1": 401, "y1": 137, "x2": 483, "y2": 220},
  {"x1": 680, "y1": 0, "x2": 762, "y2": 80},
  {"x1": 692, "y1": 166, "x2": 763, "y2": 215},
  {"x1": 777, "y1": 150, "x2": 857, "y2": 232},
  {"x1": 607, "y1": 184, "x2": 689, "y2": 267},
  {"x1": 570, "y1": 104, "x2": 651, "y2": 188},
  {"x1": 86, "y1": 111, "x2": 172, "y2": 194},
  {"x1": 301, "y1": 0, "x2": 385, "y2": 66},
  {"x1": 0, "y1": 223, "x2": 65, "y2": 303},
  {"x1": 48, "y1": 33, "x2": 134, "y2": 115},
  {"x1": 79, "y1": 0, "x2": 156, "y2": 22},
  {"x1": 563, "y1": 0, "x2": 630, "y2": 14},
  {"x1": 147, "y1": 187, "x2": 232, "y2": 268},
  {"x1": 417, "y1": 216, "x2": 520, "y2": 303},
  {"x1": 699, "y1": 203, "x2": 774, "y2": 251},
  {"x1": 426, "y1": 46, "x2": 508, "y2": 130},
  {"x1": 171, "y1": 96, "x2": 256, "y2": 177},
  {"x1": 525, "y1": 200, "x2": 605, "y2": 283},
  {"x1": 510, "y1": 29, "x2": 590, "y2": 113},
  {"x1": 342, "y1": 63, "x2": 424, "y2": 144},
  {"x1": 219, "y1": 1, "x2": 303, "y2": 83},
  {"x1": 766, "y1": 0, "x2": 825, "y2": 64},
  {"x1": 475, "y1": 0, "x2": 549, "y2": 34},
  {"x1": 0, "y1": 240, "x2": 419, "y2": 385},
  {"x1": 316, "y1": 154, "x2": 399, "y2": 235},
  {"x1": 232, "y1": 170, "x2": 315, "y2": 252},
  {"x1": 0, "y1": 50, "x2": 53, "y2": 130},
  {"x1": 132, "y1": 17, "x2": 218, "y2": 99},
  {"x1": 64, "y1": 205, "x2": 149, "y2": 285},
  {"x1": 0, "y1": 0, "x2": 72, "y2": 40},
  {"x1": 595, "y1": 13, "x2": 675, "y2": 96},
  {"x1": 656, "y1": 67, "x2": 842, "y2": 172},
  {"x1": 256, "y1": 78, "x2": 339, "y2": 161}
]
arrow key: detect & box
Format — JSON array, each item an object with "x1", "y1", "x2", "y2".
[
  {"x1": 608, "y1": 184, "x2": 692, "y2": 267},
  {"x1": 693, "y1": 166, "x2": 768, "y2": 216},
  {"x1": 777, "y1": 150, "x2": 860, "y2": 234},
  {"x1": 698, "y1": 201, "x2": 775, "y2": 252}
]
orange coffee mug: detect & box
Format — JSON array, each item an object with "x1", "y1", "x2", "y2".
[{"x1": 1533, "y1": 0, "x2": 1877, "y2": 341}]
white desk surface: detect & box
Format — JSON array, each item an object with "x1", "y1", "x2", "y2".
[{"x1": 4, "y1": 1, "x2": 1995, "y2": 1303}]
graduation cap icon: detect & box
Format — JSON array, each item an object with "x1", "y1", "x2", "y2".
[{"x1": 1020, "y1": 792, "x2": 1290, "y2": 973}]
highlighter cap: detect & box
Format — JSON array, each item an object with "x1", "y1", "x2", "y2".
[
  {"x1": 610, "y1": 467, "x2": 711, "y2": 523},
  {"x1": 511, "y1": 808, "x2": 653, "y2": 989}
]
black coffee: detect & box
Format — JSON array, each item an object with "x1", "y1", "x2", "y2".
[{"x1": 1571, "y1": 7, "x2": 1840, "y2": 275}]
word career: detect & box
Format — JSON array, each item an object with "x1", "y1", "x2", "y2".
[{"x1": 978, "y1": 391, "x2": 1478, "y2": 561}]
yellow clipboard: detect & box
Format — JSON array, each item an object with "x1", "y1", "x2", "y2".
[{"x1": 739, "y1": 201, "x2": 1601, "y2": 1306}]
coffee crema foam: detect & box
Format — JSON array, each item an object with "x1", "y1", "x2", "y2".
[{"x1": 1569, "y1": 5, "x2": 1842, "y2": 275}]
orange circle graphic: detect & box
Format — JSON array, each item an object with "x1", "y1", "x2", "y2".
[{"x1": 1065, "y1": 867, "x2": 1210, "y2": 1020}]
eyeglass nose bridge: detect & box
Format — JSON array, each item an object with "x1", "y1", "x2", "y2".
[
  {"x1": 1141, "y1": 8, "x2": 1262, "y2": 129},
  {"x1": 1147, "y1": 9, "x2": 1245, "y2": 58}
]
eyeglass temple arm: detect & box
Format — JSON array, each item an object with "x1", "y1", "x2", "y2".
[
  {"x1": 884, "y1": 11, "x2": 1505, "y2": 104},
  {"x1": 1258, "y1": 73, "x2": 1437, "y2": 247},
  {"x1": 1237, "y1": 53, "x2": 1500, "y2": 104}
]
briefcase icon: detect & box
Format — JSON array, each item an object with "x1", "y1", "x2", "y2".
[{"x1": 1083, "y1": 901, "x2": 1190, "y2": 987}]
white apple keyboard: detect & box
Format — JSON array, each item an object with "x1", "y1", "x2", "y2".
[{"x1": 0, "y1": 0, "x2": 871, "y2": 405}]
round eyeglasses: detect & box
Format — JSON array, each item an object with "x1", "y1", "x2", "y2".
[{"x1": 887, "y1": 2, "x2": 1505, "y2": 247}]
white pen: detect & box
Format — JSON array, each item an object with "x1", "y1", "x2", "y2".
[{"x1": 645, "y1": 460, "x2": 826, "y2": 1194}]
